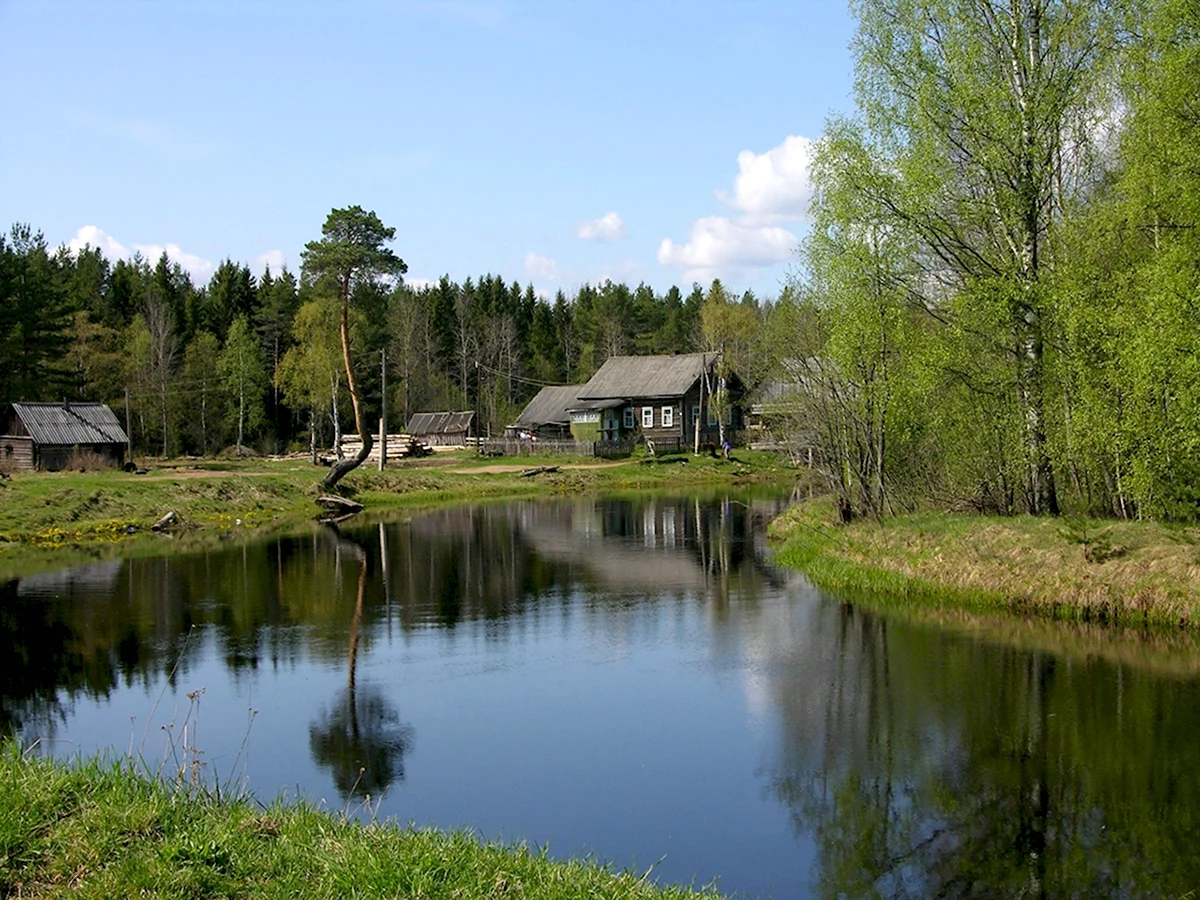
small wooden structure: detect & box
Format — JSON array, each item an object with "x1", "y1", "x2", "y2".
[
  {"x1": 1, "y1": 402, "x2": 129, "y2": 472},
  {"x1": 405, "y1": 411, "x2": 477, "y2": 447},
  {"x1": 507, "y1": 385, "x2": 585, "y2": 440}
]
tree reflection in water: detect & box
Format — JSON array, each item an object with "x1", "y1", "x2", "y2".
[
  {"x1": 765, "y1": 603, "x2": 1200, "y2": 898},
  {"x1": 308, "y1": 528, "x2": 414, "y2": 801}
]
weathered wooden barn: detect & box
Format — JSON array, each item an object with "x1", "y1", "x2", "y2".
[
  {"x1": 1, "y1": 402, "x2": 129, "y2": 472},
  {"x1": 507, "y1": 385, "x2": 586, "y2": 440},
  {"x1": 404, "y1": 411, "x2": 478, "y2": 446}
]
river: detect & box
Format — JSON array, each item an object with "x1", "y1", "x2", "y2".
[{"x1": 5, "y1": 492, "x2": 1200, "y2": 898}]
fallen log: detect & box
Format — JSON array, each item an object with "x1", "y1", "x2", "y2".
[
  {"x1": 151, "y1": 511, "x2": 178, "y2": 532},
  {"x1": 519, "y1": 465, "x2": 560, "y2": 477},
  {"x1": 316, "y1": 495, "x2": 365, "y2": 515}
]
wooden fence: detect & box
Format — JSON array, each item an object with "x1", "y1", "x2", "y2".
[
  {"x1": 475, "y1": 438, "x2": 595, "y2": 458},
  {"x1": 593, "y1": 439, "x2": 636, "y2": 459}
]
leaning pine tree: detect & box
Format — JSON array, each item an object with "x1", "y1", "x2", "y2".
[{"x1": 301, "y1": 206, "x2": 406, "y2": 489}]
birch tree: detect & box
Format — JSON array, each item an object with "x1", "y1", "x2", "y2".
[
  {"x1": 846, "y1": 0, "x2": 1119, "y2": 514},
  {"x1": 218, "y1": 316, "x2": 266, "y2": 456},
  {"x1": 277, "y1": 296, "x2": 352, "y2": 464}
]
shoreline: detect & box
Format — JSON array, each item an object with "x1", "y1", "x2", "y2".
[
  {"x1": 768, "y1": 497, "x2": 1200, "y2": 630},
  {"x1": 0, "y1": 450, "x2": 796, "y2": 579}
]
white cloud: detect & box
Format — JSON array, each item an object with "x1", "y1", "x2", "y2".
[
  {"x1": 717, "y1": 134, "x2": 815, "y2": 223},
  {"x1": 403, "y1": 277, "x2": 436, "y2": 290},
  {"x1": 133, "y1": 242, "x2": 215, "y2": 283},
  {"x1": 68, "y1": 225, "x2": 129, "y2": 260},
  {"x1": 255, "y1": 250, "x2": 287, "y2": 273},
  {"x1": 524, "y1": 252, "x2": 558, "y2": 281},
  {"x1": 657, "y1": 217, "x2": 797, "y2": 283},
  {"x1": 658, "y1": 134, "x2": 814, "y2": 284},
  {"x1": 577, "y1": 211, "x2": 627, "y2": 242},
  {"x1": 66, "y1": 226, "x2": 215, "y2": 283}
]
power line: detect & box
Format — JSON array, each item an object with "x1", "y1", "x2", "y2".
[{"x1": 472, "y1": 360, "x2": 570, "y2": 389}]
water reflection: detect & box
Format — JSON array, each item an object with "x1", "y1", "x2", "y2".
[
  {"x1": 308, "y1": 529, "x2": 414, "y2": 800},
  {"x1": 763, "y1": 602, "x2": 1200, "y2": 897},
  {"x1": 5, "y1": 493, "x2": 1200, "y2": 897}
]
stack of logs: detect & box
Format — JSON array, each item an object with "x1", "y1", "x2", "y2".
[{"x1": 318, "y1": 434, "x2": 432, "y2": 467}]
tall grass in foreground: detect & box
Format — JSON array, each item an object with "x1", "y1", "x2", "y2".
[{"x1": 0, "y1": 744, "x2": 721, "y2": 900}]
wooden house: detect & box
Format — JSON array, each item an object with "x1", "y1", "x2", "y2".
[
  {"x1": 404, "y1": 411, "x2": 478, "y2": 446},
  {"x1": 507, "y1": 385, "x2": 586, "y2": 440},
  {"x1": 1, "y1": 402, "x2": 129, "y2": 472},
  {"x1": 569, "y1": 352, "x2": 743, "y2": 448}
]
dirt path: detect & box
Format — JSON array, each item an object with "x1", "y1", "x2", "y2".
[
  {"x1": 447, "y1": 461, "x2": 628, "y2": 475},
  {"x1": 131, "y1": 459, "x2": 630, "y2": 479},
  {"x1": 136, "y1": 469, "x2": 281, "y2": 481}
]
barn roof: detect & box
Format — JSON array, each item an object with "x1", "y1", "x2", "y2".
[
  {"x1": 576, "y1": 352, "x2": 718, "y2": 402},
  {"x1": 512, "y1": 385, "x2": 586, "y2": 428},
  {"x1": 8, "y1": 402, "x2": 128, "y2": 446},
  {"x1": 406, "y1": 411, "x2": 475, "y2": 436}
]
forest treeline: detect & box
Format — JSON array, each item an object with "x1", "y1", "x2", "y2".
[
  {"x1": 0, "y1": 224, "x2": 760, "y2": 457},
  {"x1": 2, "y1": 0, "x2": 1198, "y2": 522}
]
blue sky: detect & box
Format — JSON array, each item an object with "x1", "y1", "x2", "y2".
[{"x1": 0, "y1": 1, "x2": 856, "y2": 299}]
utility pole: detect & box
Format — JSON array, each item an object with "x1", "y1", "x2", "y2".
[
  {"x1": 124, "y1": 386, "x2": 133, "y2": 467},
  {"x1": 379, "y1": 348, "x2": 387, "y2": 471}
]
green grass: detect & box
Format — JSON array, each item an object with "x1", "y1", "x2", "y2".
[
  {"x1": 0, "y1": 744, "x2": 720, "y2": 899},
  {"x1": 0, "y1": 450, "x2": 797, "y2": 579},
  {"x1": 769, "y1": 497, "x2": 1200, "y2": 629}
]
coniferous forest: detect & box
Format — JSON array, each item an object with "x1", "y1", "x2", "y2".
[
  {"x1": 2, "y1": 0, "x2": 1199, "y2": 523},
  {"x1": 0, "y1": 221, "x2": 754, "y2": 459}
]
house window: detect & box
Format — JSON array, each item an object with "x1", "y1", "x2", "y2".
[
  {"x1": 623, "y1": 407, "x2": 634, "y2": 429},
  {"x1": 642, "y1": 406, "x2": 654, "y2": 428},
  {"x1": 691, "y1": 405, "x2": 700, "y2": 427},
  {"x1": 707, "y1": 404, "x2": 718, "y2": 426},
  {"x1": 661, "y1": 406, "x2": 674, "y2": 428}
]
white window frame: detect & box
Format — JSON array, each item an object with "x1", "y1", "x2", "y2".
[
  {"x1": 642, "y1": 406, "x2": 654, "y2": 428},
  {"x1": 691, "y1": 405, "x2": 700, "y2": 427},
  {"x1": 707, "y1": 404, "x2": 718, "y2": 426},
  {"x1": 661, "y1": 405, "x2": 674, "y2": 429},
  {"x1": 623, "y1": 407, "x2": 634, "y2": 429}
]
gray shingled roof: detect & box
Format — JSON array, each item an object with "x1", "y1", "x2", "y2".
[
  {"x1": 512, "y1": 385, "x2": 586, "y2": 428},
  {"x1": 576, "y1": 352, "x2": 717, "y2": 401},
  {"x1": 9, "y1": 402, "x2": 128, "y2": 445},
  {"x1": 406, "y1": 411, "x2": 475, "y2": 436}
]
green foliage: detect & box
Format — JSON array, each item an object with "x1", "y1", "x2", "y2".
[
  {"x1": 0, "y1": 225, "x2": 72, "y2": 403},
  {"x1": 217, "y1": 316, "x2": 267, "y2": 452},
  {"x1": 772, "y1": 0, "x2": 1200, "y2": 524},
  {"x1": 0, "y1": 745, "x2": 720, "y2": 899},
  {"x1": 181, "y1": 331, "x2": 223, "y2": 455},
  {"x1": 300, "y1": 205, "x2": 407, "y2": 301}
]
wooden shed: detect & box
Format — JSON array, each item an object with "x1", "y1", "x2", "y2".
[
  {"x1": 1, "y1": 402, "x2": 129, "y2": 472},
  {"x1": 404, "y1": 411, "x2": 478, "y2": 446},
  {"x1": 507, "y1": 385, "x2": 586, "y2": 440}
]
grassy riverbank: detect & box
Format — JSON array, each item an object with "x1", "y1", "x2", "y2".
[
  {"x1": 770, "y1": 497, "x2": 1200, "y2": 628},
  {"x1": 0, "y1": 450, "x2": 794, "y2": 578},
  {"x1": 0, "y1": 746, "x2": 718, "y2": 899}
]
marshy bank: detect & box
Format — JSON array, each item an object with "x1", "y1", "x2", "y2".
[
  {"x1": 0, "y1": 746, "x2": 721, "y2": 900},
  {"x1": 769, "y1": 497, "x2": 1200, "y2": 628}
]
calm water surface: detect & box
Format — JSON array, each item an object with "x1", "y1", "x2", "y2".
[{"x1": 6, "y1": 493, "x2": 1200, "y2": 898}]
